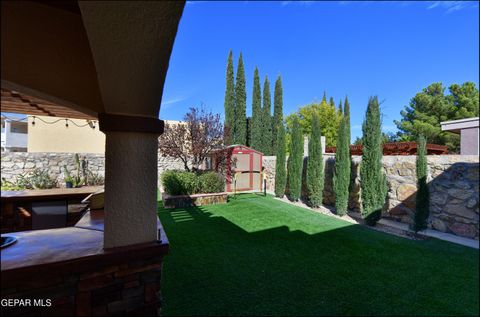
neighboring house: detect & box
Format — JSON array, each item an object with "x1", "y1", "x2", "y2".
[
  {"x1": 2, "y1": 115, "x2": 184, "y2": 154},
  {"x1": 1, "y1": 117, "x2": 28, "y2": 152},
  {"x1": 441, "y1": 117, "x2": 479, "y2": 155},
  {"x1": 27, "y1": 115, "x2": 105, "y2": 153}
]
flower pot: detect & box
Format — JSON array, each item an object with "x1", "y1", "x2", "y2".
[{"x1": 66, "y1": 181, "x2": 73, "y2": 188}]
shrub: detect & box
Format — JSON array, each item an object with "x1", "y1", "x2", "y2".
[
  {"x1": 275, "y1": 122, "x2": 287, "y2": 197},
  {"x1": 333, "y1": 99, "x2": 351, "y2": 216},
  {"x1": 306, "y1": 112, "x2": 324, "y2": 207},
  {"x1": 198, "y1": 172, "x2": 225, "y2": 193},
  {"x1": 2, "y1": 168, "x2": 58, "y2": 190},
  {"x1": 287, "y1": 116, "x2": 304, "y2": 201},
  {"x1": 162, "y1": 170, "x2": 198, "y2": 195},
  {"x1": 413, "y1": 134, "x2": 429, "y2": 232},
  {"x1": 360, "y1": 96, "x2": 387, "y2": 226}
]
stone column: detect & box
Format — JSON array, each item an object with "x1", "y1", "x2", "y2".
[{"x1": 100, "y1": 114, "x2": 163, "y2": 248}]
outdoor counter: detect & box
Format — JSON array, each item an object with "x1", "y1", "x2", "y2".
[{"x1": 1, "y1": 210, "x2": 169, "y2": 316}]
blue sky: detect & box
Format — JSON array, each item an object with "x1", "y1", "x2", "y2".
[{"x1": 160, "y1": 0, "x2": 479, "y2": 142}]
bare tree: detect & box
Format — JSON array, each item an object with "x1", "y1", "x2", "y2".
[{"x1": 159, "y1": 107, "x2": 226, "y2": 172}]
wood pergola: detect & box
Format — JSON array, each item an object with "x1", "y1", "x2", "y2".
[
  {"x1": 326, "y1": 141, "x2": 449, "y2": 155},
  {"x1": 1, "y1": 87, "x2": 96, "y2": 120}
]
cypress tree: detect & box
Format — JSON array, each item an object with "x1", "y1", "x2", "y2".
[
  {"x1": 413, "y1": 134, "x2": 429, "y2": 232},
  {"x1": 338, "y1": 100, "x2": 343, "y2": 115},
  {"x1": 360, "y1": 96, "x2": 387, "y2": 225},
  {"x1": 275, "y1": 122, "x2": 287, "y2": 197},
  {"x1": 333, "y1": 100, "x2": 351, "y2": 216},
  {"x1": 344, "y1": 96, "x2": 351, "y2": 143},
  {"x1": 287, "y1": 117, "x2": 304, "y2": 201},
  {"x1": 223, "y1": 50, "x2": 235, "y2": 145},
  {"x1": 262, "y1": 76, "x2": 272, "y2": 155},
  {"x1": 306, "y1": 111, "x2": 324, "y2": 207},
  {"x1": 234, "y1": 53, "x2": 247, "y2": 145},
  {"x1": 272, "y1": 76, "x2": 283, "y2": 155},
  {"x1": 251, "y1": 67, "x2": 262, "y2": 150},
  {"x1": 246, "y1": 117, "x2": 252, "y2": 147},
  {"x1": 321, "y1": 91, "x2": 327, "y2": 103},
  {"x1": 329, "y1": 96, "x2": 335, "y2": 109}
]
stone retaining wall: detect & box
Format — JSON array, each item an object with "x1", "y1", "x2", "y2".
[
  {"x1": 263, "y1": 155, "x2": 479, "y2": 239},
  {"x1": 1, "y1": 152, "x2": 184, "y2": 188},
  {"x1": 162, "y1": 192, "x2": 228, "y2": 209}
]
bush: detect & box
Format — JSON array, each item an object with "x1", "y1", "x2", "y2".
[
  {"x1": 198, "y1": 172, "x2": 225, "y2": 193},
  {"x1": 162, "y1": 170, "x2": 225, "y2": 195},
  {"x1": 413, "y1": 134, "x2": 429, "y2": 232},
  {"x1": 1, "y1": 169, "x2": 58, "y2": 190},
  {"x1": 360, "y1": 96, "x2": 387, "y2": 226},
  {"x1": 287, "y1": 116, "x2": 304, "y2": 201},
  {"x1": 162, "y1": 170, "x2": 198, "y2": 195},
  {"x1": 306, "y1": 111, "x2": 324, "y2": 207}
]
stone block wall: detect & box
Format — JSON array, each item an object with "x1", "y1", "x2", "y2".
[
  {"x1": 263, "y1": 155, "x2": 479, "y2": 239},
  {"x1": 1, "y1": 152, "x2": 184, "y2": 189}
]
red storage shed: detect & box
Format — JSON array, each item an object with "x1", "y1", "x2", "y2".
[{"x1": 207, "y1": 145, "x2": 263, "y2": 193}]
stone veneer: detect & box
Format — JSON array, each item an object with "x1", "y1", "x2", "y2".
[
  {"x1": 2, "y1": 153, "x2": 478, "y2": 239},
  {"x1": 1, "y1": 152, "x2": 184, "y2": 189},
  {"x1": 162, "y1": 192, "x2": 228, "y2": 209},
  {"x1": 263, "y1": 155, "x2": 479, "y2": 240}
]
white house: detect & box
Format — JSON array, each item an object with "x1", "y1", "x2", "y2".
[
  {"x1": 441, "y1": 117, "x2": 479, "y2": 155},
  {"x1": 1, "y1": 117, "x2": 28, "y2": 152}
]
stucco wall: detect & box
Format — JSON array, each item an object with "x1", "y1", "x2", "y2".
[
  {"x1": 263, "y1": 155, "x2": 479, "y2": 239},
  {"x1": 27, "y1": 116, "x2": 106, "y2": 154}
]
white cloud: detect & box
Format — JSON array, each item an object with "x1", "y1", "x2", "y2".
[
  {"x1": 281, "y1": 1, "x2": 314, "y2": 7},
  {"x1": 161, "y1": 97, "x2": 188, "y2": 109},
  {"x1": 426, "y1": 1, "x2": 477, "y2": 13}
]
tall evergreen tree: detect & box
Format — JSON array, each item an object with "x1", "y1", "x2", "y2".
[
  {"x1": 321, "y1": 91, "x2": 327, "y2": 103},
  {"x1": 333, "y1": 100, "x2": 351, "y2": 216},
  {"x1": 338, "y1": 100, "x2": 343, "y2": 115},
  {"x1": 306, "y1": 112, "x2": 324, "y2": 207},
  {"x1": 344, "y1": 96, "x2": 351, "y2": 144},
  {"x1": 246, "y1": 117, "x2": 252, "y2": 147},
  {"x1": 360, "y1": 96, "x2": 387, "y2": 225},
  {"x1": 251, "y1": 67, "x2": 262, "y2": 150},
  {"x1": 262, "y1": 76, "x2": 272, "y2": 155},
  {"x1": 287, "y1": 117, "x2": 303, "y2": 201},
  {"x1": 223, "y1": 50, "x2": 235, "y2": 145},
  {"x1": 329, "y1": 96, "x2": 335, "y2": 109},
  {"x1": 272, "y1": 75, "x2": 283, "y2": 155},
  {"x1": 275, "y1": 122, "x2": 287, "y2": 197},
  {"x1": 234, "y1": 53, "x2": 247, "y2": 145},
  {"x1": 413, "y1": 134, "x2": 429, "y2": 232}
]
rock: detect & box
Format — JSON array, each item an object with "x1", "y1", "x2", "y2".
[
  {"x1": 448, "y1": 188, "x2": 474, "y2": 200},
  {"x1": 430, "y1": 193, "x2": 447, "y2": 205},
  {"x1": 24, "y1": 162, "x2": 35, "y2": 169},
  {"x1": 431, "y1": 218, "x2": 447, "y2": 232},
  {"x1": 466, "y1": 198, "x2": 478, "y2": 209},
  {"x1": 1, "y1": 162, "x2": 15, "y2": 168},
  {"x1": 447, "y1": 223, "x2": 478, "y2": 239},
  {"x1": 444, "y1": 203, "x2": 479, "y2": 221},
  {"x1": 396, "y1": 184, "x2": 417, "y2": 208},
  {"x1": 389, "y1": 204, "x2": 411, "y2": 216}
]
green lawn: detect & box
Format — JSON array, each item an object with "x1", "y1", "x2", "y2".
[{"x1": 158, "y1": 194, "x2": 479, "y2": 316}]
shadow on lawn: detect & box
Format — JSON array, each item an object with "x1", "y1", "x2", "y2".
[{"x1": 157, "y1": 196, "x2": 479, "y2": 316}]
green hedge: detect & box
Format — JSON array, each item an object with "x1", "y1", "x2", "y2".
[{"x1": 162, "y1": 170, "x2": 225, "y2": 195}]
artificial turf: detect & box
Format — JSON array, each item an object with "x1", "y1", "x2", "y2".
[{"x1": 158, "y1": 194, "x2": 479, "y2": 316}]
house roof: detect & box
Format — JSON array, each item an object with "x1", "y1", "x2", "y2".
[{"x1": 441, "y1": 117, "x2": 479, "y2": 134}]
